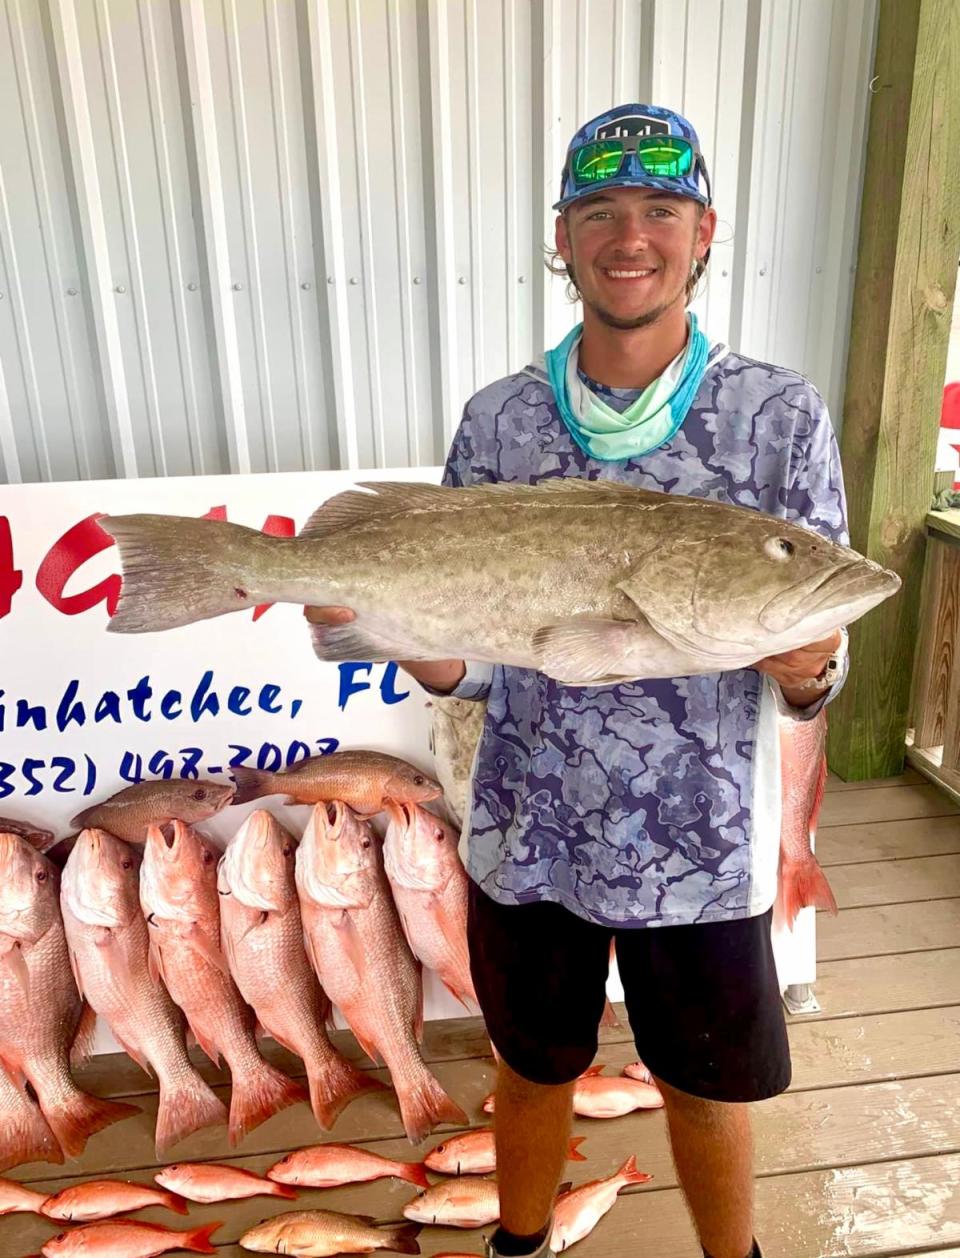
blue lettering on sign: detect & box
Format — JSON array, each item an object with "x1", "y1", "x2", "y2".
[
  {"x1": 228, "y1": 686, "x2": 252, "y2": 716},
  {"x1": 95, "y1": 691, "x2": 121, "y2": 724},
  {"x1": 128, "y1": 676, "x2": 153, "y2": 721},
  {"x1": 337, "y1": 662, "x2": 373, "y2": 710},
  {"x1": 258, "y1": 684, "x2": 282, "y2": 714},
  {"x1": 190, "y1": 671, "x2": 220, "y2": 722},
  {"x1": 380, "y1": 662, "x2": 410, "y2": 706},
  {"x1": 160, "y1": 690, "x2": 182, "y2": 720}
]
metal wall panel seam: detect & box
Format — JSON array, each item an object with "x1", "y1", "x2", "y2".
[
  {"x1": 736, "y1": 0, "x2": 777, "y2": 353},
  {"x1": 223, "y1": 0, "x2": 278, "y2": 470},
  {"x1": 139, "y1": 0, "x2": 207, "y2": 474},
  {"x1": 810, "y1": 0, "x2": 877, "y2": 423},
  {"x1": 0, "y1": 156, "x2": 49, "y2": 479},
  {"x1": 0, "y1": 339, "x2": 17, "y2": 483},
  {"x1": 573, "y1": 0, "x2": 588, "y2": 121},
  {"x1": 305, "y1": 0, "x2": 359, "y2": 469},
  {"x1": 5, "y1": 0, "x2": 89, "y2": 478},
  {"x1": 176, "y1": 0, "x2": 250, "y2": 473},
  {"x1": 612, "y1": 0, "x2": 629, "y2": 102},
  {"x1": 425, "y1": 1, "x2": 459, "y2": 443},
  {"x1": 96, "y1": 0, "x2": 168, "y2": 475},
  {"x1": 503, "y1": 0, "x2": 521, "y2": 374},
  {"x1": 385, "y1": 0, "x2": 421, "y2": 467},
  {"x1": 264, "y1": 0, "x2": 315, "y2": 471},
  {"x1": 769, "y1": 0, "x2": 803, "y2": 366},
  {"x1": 48, "y1": 0, "x2": 138, "y2": 476},
  {"x1": 540, "y1": 0, "x2": 570, "y2": 353},
  {"x1": 725, "y1": 0, "x2": 761, "y2": 353},
  {"x1": 465, "y1": 0, "x2": 484, "y2": 394},
  {"x1": 346, "y1": 0, "x2": 386, "y2": 465}
]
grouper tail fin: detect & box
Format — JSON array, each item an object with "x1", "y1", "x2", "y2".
[{"x1": 101, "y1": 515, "x2": 283, "y2": 634}]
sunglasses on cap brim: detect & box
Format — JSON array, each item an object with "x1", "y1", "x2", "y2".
[{"x1": 566, "y1": 135, "x2": 712, "y2": 204}]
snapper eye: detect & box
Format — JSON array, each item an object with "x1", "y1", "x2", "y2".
[
  {"x1": 434, "y1": 829, "x2": 445, "y2": 843},
  {"x1": 202, "y1": 848, "x2": 215, "y2": 865},
  {"x1": 35, "y1": 868, "x2": 48, "y2": 883},
  {"x1": 192, "y1": 788, "x2": 208, "y2": 802},
  {"x1": 361, "y1": 838, "x2": 371, "y2": 849},
  {"x1": 765, "y1": 536, "x2": 795, "y2": 561},
  {"x1": 121, "y1": 858, "x2": 133, "y2": 870},
  {"x1": 413, "y1": 774, "x2": 425, "y2": 786}
]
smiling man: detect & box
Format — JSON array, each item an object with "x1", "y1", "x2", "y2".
[{"x1": 307, "y1": 103, "x2": 847, "y2": 1258}]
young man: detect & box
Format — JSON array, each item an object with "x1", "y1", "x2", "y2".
[{"x1": 310, "y1": 104, "x2": 847, "y2": 1258}]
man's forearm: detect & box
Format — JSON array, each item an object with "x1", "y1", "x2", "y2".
[
  {"x1": 778, "y1": 682, "x2": 823, "y2": 710},
  {"x1": 397, "y1": 659, "x2": 467, "y2": 694}
]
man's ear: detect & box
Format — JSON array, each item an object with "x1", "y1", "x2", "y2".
[
  {"x1": 696, "y1": 206, "x2": 717, "y2": 260},
  {"x1": 555, "y1": 213, "x2": 572, "y2": 265}
]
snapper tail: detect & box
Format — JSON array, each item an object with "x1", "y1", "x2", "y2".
[
  {"x1": 777, "y1": 856, "x2": 839, "y2": 928},
  {"x1": 617, "y1": 1153, "x2": 653, "y2": 1186},
  {"x1": 182, "y1": 1221, "x2": 223, "y2": 1254},
  {"x1": 228, "y1": 766, "x2": 282, "y2": 807},
  {"x1": 227, "y1": 1058, "x2": 308, "y2": 1146},
  {"x1": 306, "y1": 1053, "x2": 387, "y2": 1130},
  {"x1": 40, "y1": 1085, "x2": 139, "y2": 1158},
  {"x1": 380, "y1": 1223, "x2": 422, "y2": 1255},
  {"x1": 155, "y1": 1070, "x2": 229, "y2": 1156},
  {"x1": 100, "y1": 514, "x2": 292, "y2": 634},
  {"x1": 396, "y1": 1066, "x2": 468, "y2": 1144},
  {"x1": 0, "y1": 1070, "x2": 63, "y2": 1172}
]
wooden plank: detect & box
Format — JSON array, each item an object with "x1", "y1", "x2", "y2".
[
  {"x1": 825, "y1": 768, "x2": 923, "y2": 792},
  {"x1": 817, "y1": 815, "x2": 960, "y2": 865},
  {"x1": 26, "y1": 1152, "x2": 960, "y2": 1258},
  {"x1": 911, "y1": 539, "x2": 960, "y2": 750},
  {"x1": 910, "y1": 538, "x2": 956, "y2": 744},
  {"x1": 828, "y1": 0, "x2": 960, "y2": 781},
  {"x1": 822, "y1": 854, "x2": 960, "y2": 908},
  {"x1": 69, "y1": 1012, "x2": 632, "y2": 1103},
  {"x1": 817, "y1": 899, "x2": 960, "y2": 960},
  {"x1": 907, "y1": 745, "x2": 960, "y2": 808},
  {"x1": 6, "y1": 1076, "x2": 960, "y2": 1253},
  {"x1": 929, "y1": 508, "x2": 960, "y2": 544},
  {"x1": 818, "y1": 783, "x2": 959, "y2": 827},
  {"x1": 945, "y1": 558, "x2": 960, "y2": 771},
  {"x1": 788, "y1": 1006, "x2": 960, "y2": 1091},
  {"x1": 797, "y1": 947, "x2": 960, "y2": 1021}
]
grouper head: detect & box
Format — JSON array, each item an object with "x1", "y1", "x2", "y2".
[{"x1": 626, "y1": 506, "x2": 901, "y2": 663}]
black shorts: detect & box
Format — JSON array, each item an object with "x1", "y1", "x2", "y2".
[{"x1": 467, "y1": 880, "x2": 791, "y2": 1103}]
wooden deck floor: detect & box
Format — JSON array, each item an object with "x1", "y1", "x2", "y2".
[{"x1": 4, "y1": 771, "x2": 960, "y2": 1257}]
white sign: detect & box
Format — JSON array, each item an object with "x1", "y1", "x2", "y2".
[{"x1": 0, "y1": 466, "x2": 484, "y2": 1052}]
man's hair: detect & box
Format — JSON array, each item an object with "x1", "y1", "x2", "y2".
[{"x1": 545, "y1": 202, "x2": 709, "y2": 306}]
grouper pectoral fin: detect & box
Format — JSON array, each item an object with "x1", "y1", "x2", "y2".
[
  {"x1": 532, "y1": 614, "x2": 730, "y2": 684},
  {"x1": 531, "y1": 616, "x2": 662, "y2": 684}
]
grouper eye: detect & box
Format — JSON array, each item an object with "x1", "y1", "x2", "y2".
[{"x1": 765, "y1": 537, "x2": 795, "y2": 561}]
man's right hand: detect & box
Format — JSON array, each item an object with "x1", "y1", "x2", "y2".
[{"x1": 303, "y1": 606, "x2": 466, "y2": 695}]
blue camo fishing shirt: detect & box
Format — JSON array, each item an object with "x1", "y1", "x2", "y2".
[{"x1": 442, "y1": 343, "x2": 850, "y2": 929}]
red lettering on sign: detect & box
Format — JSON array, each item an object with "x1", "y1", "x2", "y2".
[
  {"x1": 0, "y1": 517, "x2": 24, "y2": 619},
  {"x1": 35, "y1": 514, "x2": 122, "y2": 617}
]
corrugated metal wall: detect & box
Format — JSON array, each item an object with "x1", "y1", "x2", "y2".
[{"x1": 0, "y1": 0, "x2": 877, "y2": 486}]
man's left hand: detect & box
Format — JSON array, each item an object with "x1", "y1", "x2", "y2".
[{"x1": 752, "y1": 629, "x2": 843, "y2": 707}]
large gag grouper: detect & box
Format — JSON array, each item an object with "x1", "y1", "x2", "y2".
[{"x1": 100, "y1": 480, "x2": 900, "y2": 684}]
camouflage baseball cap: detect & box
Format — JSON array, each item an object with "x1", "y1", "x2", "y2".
[{"x1": 554, "y1": 103, "x2": 712, "y2": 211}]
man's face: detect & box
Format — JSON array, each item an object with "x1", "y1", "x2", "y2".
[{"x1": 555, "y1": 186, "x2": 716, "y2": 330}]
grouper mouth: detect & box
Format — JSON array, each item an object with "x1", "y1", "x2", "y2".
[{"x1": 759, "y1": 560, "x2": 901, "y2": 635}]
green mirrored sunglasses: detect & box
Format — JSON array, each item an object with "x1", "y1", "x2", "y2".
[{"x1": 570, "y1": 135, "x2": 698, "y2": 184}]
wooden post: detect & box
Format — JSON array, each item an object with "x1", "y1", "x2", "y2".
[{"x1": 827, "y1": 0, "x2": 960, "y2": 781}]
